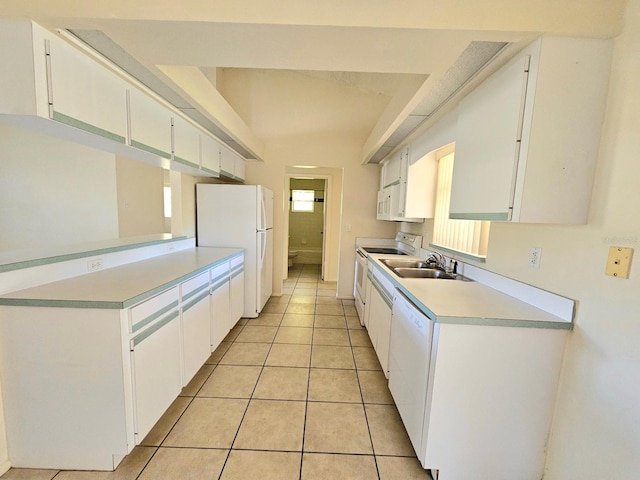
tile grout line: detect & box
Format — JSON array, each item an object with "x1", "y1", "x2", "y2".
[
  {"x1": 297, "y1": 269, "x2": 319, "y2": 480},
  {"x1": 349, "y1": 318, "x2": 383, "y2": 480},
  {"x1": 216, "y1": 291, "x2": 291, "y2": 480}
]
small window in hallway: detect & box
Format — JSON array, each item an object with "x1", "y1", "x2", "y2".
[{"x1": 291, "y1": 189, "x2": 315, "y2": 213}]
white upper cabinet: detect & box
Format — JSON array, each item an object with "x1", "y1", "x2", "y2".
[
  {"x1": 128, "y1": 88, "x2": 172, "y2": 159},
  {"x1": 0, "y1": 20, "x2": 50, "y2": 118},
  {"x1": 378, "y1": 146, "x2": 436, "y2": 222},
  {"x1": 381, "y1": 152, "x2": 402, "y2": 188},
  {"x1": 200, "y1": 134, "x2": 221, "y2": 177},
  {"x1": 48, "y1": 35, "x2": 128, "y2": 144},
  {"x1": 172, "y1": 115, "x2": 201, "y2": 169},
  {"x1": 234, "y1": 156, "x2": 246, "y2": 182},
  {"x1": 1, "y1": 19, "x2": 248, "y2": 180},
  {"x1": 220, "y1": 143, "x2": 246, "y2": 183},
  {"x1": 450, "y1": 36, "x2": 613, "y2": 223}
]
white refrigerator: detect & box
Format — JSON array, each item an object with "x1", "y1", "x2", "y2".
[{"x1": 196, "y1": 184, "x2": 273, "y2": 318}]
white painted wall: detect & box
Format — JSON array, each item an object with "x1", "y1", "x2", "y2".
[
  {"x1": 396, "y1": 4, "x2": 640, "y2": 476},
  {"x1": 221, "y1": 70, "x2": 397, "y2": 297},
  {"x1": 0, "y1": 123, "x2": 119, "y2": 251},
  {"x1": 115, "y1": 156, "x2": 164, "y2": 237}
]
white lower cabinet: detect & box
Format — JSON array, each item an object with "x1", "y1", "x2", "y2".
[
  {"x1": 210, "y1": 264, "x2": 231, "y2": 350},
  {"x1": 365, "y1": 265, "x2": 394, "y2": 377},
  {"x1": 130, "y1": 309, "x2": 182, "y2": 443},
  {"x1": 389, "y1": 290, "x2": 568, "y2": 480},
  {"x1": 181, "y1": 288, "x2": 213, "y2": 385},
  {"x1": 230, "y1": 256, "x2": 245, "y2": 329},
  {"x1": 0, "y1": 252, "x2": 245, "y2": 471}
]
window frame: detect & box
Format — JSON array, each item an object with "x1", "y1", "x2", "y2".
[{"x1": 429, "y1": 144, "x2": 490, "y2": 262}]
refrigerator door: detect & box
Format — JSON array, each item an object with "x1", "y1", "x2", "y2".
[
  {"x1": 258, "y1": 186, "x2": 274, "y2": 230},
  {"x1": 197, "y1": 184, "x2": 258, "y2": 317},
  {"x1": 256, "y1": 229, "x2": 273, "y2": 312}
]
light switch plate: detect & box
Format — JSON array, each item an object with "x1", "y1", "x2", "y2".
[{"x1": 605, "y1": 246, "x2": 633, "y2": 278}]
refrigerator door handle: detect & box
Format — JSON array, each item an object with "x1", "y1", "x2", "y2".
[
  {"x1": 260, "y1": 195, "x2": 267, "y2": 231},
  {"x1": 259, "y1": 231, "x2": 266, "y2": 267}
]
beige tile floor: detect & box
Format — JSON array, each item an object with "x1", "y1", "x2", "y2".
[{"x1": 1, "y1": 265, "x2": 432, "y2": 480}]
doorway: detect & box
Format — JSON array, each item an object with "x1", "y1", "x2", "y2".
[{"x1": 287, "y1": 177, "x2": 327, "y2": 279}]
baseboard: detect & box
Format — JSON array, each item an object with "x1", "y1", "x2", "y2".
[{"x1": 0, "y1": 459, "x2": 11, "y2": 476}]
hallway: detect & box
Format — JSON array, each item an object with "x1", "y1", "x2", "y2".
[{"x1": 2, "y1": 264, "x2": 431, "y2": 480}]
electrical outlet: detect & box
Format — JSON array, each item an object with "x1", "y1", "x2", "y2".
[
  {"x1": 345, "y1": 224, "x2": 352, "y2": 232},
  {"x1": 529, "y1": 247, "x2": 542, "y2": 269},
  {"x1": 87, "y1": 259, "x2": 103, "y2": 272}
]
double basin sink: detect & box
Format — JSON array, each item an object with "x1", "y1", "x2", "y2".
[{"x1": 380, "y1": 259, "x2": 457, "y2": 280}]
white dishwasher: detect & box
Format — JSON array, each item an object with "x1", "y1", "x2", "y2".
[{"x1": 388, "y1": 289, "x2": 435, "y2": 461}]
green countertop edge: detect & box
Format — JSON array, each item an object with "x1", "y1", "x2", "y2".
[
  {"x1": 0, "y1": 250, "x2": 244, "y2": 310},
  {"x1": 370, "y1": 261, "x2": 573, "y2": 331},
  {"x1": 0, "y1": 236, "x2": 189, "y2": 273}
]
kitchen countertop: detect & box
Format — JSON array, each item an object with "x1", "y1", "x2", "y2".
[
  {"x1": 368, "y1": 254, "x2": 573, "y2": 330},
  {"x1": 0, "y1": 247, "x2": 243, "y2": 310}
]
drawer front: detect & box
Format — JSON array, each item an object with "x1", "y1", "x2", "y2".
[
  {"x1": 210, "y1": 262, "x2": 230, "y2": 287},
  {"x1": 230, "y1": 254, "x2": 244, "y2": 270},
  {"x1": 181, "y1": 271, "x2": 210, "y2": 302},
  {"x1": 129, "y1": 286, "x2": 179, "y2": 333}
]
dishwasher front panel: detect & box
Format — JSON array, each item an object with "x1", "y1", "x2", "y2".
[{"x1": 388, "y1": 290, "x2": 434, "y2": 458}]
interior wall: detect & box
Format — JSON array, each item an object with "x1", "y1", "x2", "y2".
[
  {"x1": 0, "y1": 123, "x2": 119, "y2": 251},
  {"x1": 289, "y1": 178, "x2": 325, "y2": 253},
  {"x1": 222, "y1": 69, "x2": 397, "y2": 297},
  {"x1": 394, "y1": 5, "x2": 639, "y2": 477},
  {"x1": 247, "y1": 143, "x2": 395, "y2": 297},
  {"x1": 115, "y1": 156, "x2": 164, "y2": 237}
]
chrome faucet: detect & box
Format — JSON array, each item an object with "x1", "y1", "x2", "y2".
[{"x1": 426, "y1": 252, "x2": 446, "y2": 271}]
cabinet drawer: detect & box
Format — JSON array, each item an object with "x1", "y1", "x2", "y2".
[
  {"x1": 210, "y1": 262, "x2": 230, "y2": 287},
  {"x1": 181, "y1": 271, "x2": 209, "y2": 302},
  {"x1": 230, "y1": 254, "x2": 244, "y2": 270},
  {"x1": 129, "y1": 286, "x2": 179, "y2": 333}
]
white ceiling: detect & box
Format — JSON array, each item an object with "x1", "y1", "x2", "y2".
[{"x1": 0, "y1": 1, "x2": 625, "y2": 163}]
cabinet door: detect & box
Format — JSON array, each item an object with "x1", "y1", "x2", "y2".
[
  {"x1": 129, "y1": 87, "x2": 172, "y2": 159},
  {"x1": 367, "y1": 283, "x2": 381, "y2": 346},
  {"x1": 230, "y1": 270, "x2": 245, "y2": 328},
  {"x1": 201, "y1": 134, "x2": 221, "y2": 176},
  {"x1": 48, "y1": 37, "x2": 127, "y2": 143},
  {"x1": 368, "y1": 283, "x2": 392, "y2": 375},
  {"x1": 397, "y1": 148, "x2": 410, "y2": 217},
  {"x1": 383, "y1": 152, "x2": 402, "y2": 188},
  {"x1": 210, "y1": 278, "x2": 231, "y2": 351},
  {"x1": 450, "y1": 56, "x2": 529, "y2": 221},
  {"x1": 376, "y1": 300, "x2": 392, "y2": 376},
  {"x1": 219, "y1": 144, "x2": 236, "y2": 179},
  {"x1": 363, "y1": 276, "x2": 374, "y2": 329},
  {"x1": 130, "y1": 310, "x2": 182, "y2": 442},
  {"x1": 234, "y1": 156, "x2": 246, "y2": 182},
  {"x1": 181, "y1": 290, "x2": 212, "y2": 385},
  {"x1": 210, "y1": 262, "x2": 231, "y2": 351},
  {"x1": 172, "y1": 115, "x2": 201, "y2": 169}
]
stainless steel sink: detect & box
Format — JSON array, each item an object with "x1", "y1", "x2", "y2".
[
  {"x1": 380, "y1": 259, "x2": 434, "y2": 269},
  {"x1": 393, "y1": 268, "x2": 456, "y2": 279}
]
